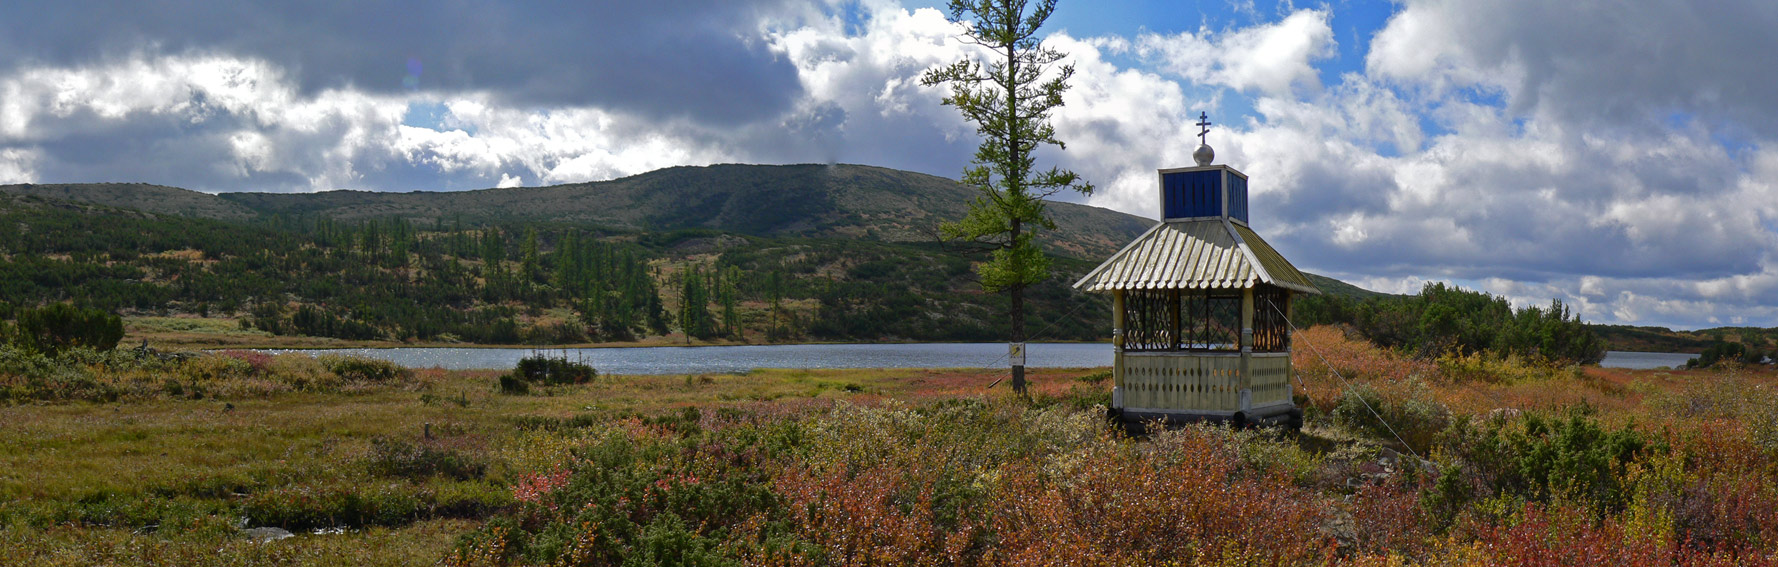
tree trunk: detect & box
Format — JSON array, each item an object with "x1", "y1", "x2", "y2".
[
  {"x1": 1011, "y1": 217, "x2": 1027, "y2": 396},
  {"x1": 1007, "y1": 34, "x2": 1027, "y2": 397}
]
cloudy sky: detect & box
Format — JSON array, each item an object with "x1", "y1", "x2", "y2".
[{"x1": 2, "y1": 0, "x2": 1775, "y2": 330}]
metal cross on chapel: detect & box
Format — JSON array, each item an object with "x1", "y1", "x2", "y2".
[{"x1": 1195, "y1": 112, "x2": 1212, "y2": 144}]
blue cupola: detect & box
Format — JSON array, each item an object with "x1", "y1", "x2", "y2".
[
  {"x1": 1159, "y1": 165, "x2": 1249, "y2": 224},
  {"x1": 1158, "y1": 112, "x2": 1248, "y2": 224}
]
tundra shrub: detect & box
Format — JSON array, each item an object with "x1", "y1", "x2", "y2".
[
  {"x1": 364, "y1": 437, "x2": 488, "y2": 481},
  {"x1": 1331, "y1": 382, "x2": 1450, "y2": 452},
  {"x1": 10, "y1": 303, "x2": 124, "y2": 355},
  {"x1": 511, "y1": 354, "x2": 596, "y2": 385},
  {"x1": 321, "y1": 355, "x2": 410, "y2": 383},
  {"x1": 1428, "y1": 410, "x2": 1657, "y2": 526}
]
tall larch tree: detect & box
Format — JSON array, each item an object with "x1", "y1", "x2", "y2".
[{"x1": 922, "y1": 0, "x2": 1091, "y2": 395}]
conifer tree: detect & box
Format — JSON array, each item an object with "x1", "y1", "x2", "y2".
[
  {"x1": 922, "y1": 0, "x2": 1091, "y2": 395},
  {"x1": 719, "y1": 266, "x2": 741, "y2": 338},
  {"x1": 520, "y1": 227, "x2": 541, "y2": 281},
  {"x1": 679, "y1": 265, "x2": 714, "y2": 341}
]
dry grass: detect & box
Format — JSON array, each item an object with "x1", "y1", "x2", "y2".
[
  {"x1": 8, "y1": 330, "x2": 1778, "y2": 565},
  {"x1": 0, "y1": 360, "x2": 1081, "y2": 565}
]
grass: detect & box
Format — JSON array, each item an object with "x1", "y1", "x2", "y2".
[
  {"x1": 0, "y1": 349, "x2": 1098, "y2": 565},
  {"x1": 1, "y1": 519, "x2": 477, "y2": 566},
  {"x1": 4, "y1": 327, "x2": 1778, "y2": 565}
]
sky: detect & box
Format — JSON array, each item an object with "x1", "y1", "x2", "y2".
[{"x1": 1, "y1": 0, "x2": 1775, "y2": 330}]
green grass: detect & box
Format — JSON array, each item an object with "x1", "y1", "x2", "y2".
[
  {"x1": 126, "y1": 316, "x2": 267, "y2": 336},
  {"x1": 0, "y1": 356, "x2": 1101, "y2": 565}
]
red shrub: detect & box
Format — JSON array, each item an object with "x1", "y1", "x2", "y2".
[
  {"x1": 218, "y1": 349, "x2": 273, "y2": 374},
  {"x1": 1463, "y1": 503, "x2": 1778, "y2": 567},
  {"x1": 1349, "y1": 483, "x2": 1430, "y2": 558},
  {"x1": 772, "y1": 465, "x2": 981, "y2": 566},
  {"x1": 987, "y1": 430, "x2": 1333, "y2": 566}
]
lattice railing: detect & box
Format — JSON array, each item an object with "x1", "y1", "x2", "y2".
[{"x1": 1254, "y1": 285, "x2": 1291, "y2": 353}]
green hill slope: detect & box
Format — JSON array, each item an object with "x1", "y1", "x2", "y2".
[
  {"x1": 0, "y1": 182, "x2": 258, "y2": 221},
  {"x1": 4, "y1": 164, "x2": 1150, "y2": 259},
  {"x1": 0, "y1": 164, "x2": 1404, "y2": 347},
  {"x1": 209, "y1": 163, "x2": 1151, "y2": 259},
  {"x1": 1303, "y1": 273, "x2": 1398, "y2": 301}
]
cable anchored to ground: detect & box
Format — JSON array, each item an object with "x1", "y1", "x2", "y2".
[{"x1": 1267, "y1": 299, "x2": 1423, "y2": 460}]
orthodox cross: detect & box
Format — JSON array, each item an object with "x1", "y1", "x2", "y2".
[{"x1": 1195, "y1": 112, "x2": 1212, "y2": 145}]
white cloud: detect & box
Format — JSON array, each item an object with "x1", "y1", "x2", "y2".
[
  {"x1": 0, "y1": 52, "x2": 749, "y2": 192},
  {"x1": 0, "y1": 0, "x2": 1775, "y2": 331},
  {"x1": 1137, "y1": 9, "x2": 1337, "y2": 96},
  {"x1": 1367, "y1": 0, "x2": 1778, "y2": 136},
  {"x1": 757, "y1": 2, "x2": 1778, "y2": 329},
  {"x1": 1044, "y1": 33, "x2": 1192, "y2": 216},
  {"x1": 0, "y1": 53, "x2": 415, "y2": 191},
  {"x1": 0, "y1": 147, "x2": 35, "y2": 183}
]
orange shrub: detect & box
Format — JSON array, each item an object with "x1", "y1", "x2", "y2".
[
  {"x1": 986, "y1": 428, "x2": 1332, "y2": 566},
  {"x1": 772, "y1": 465, "x2": 981, "y2": 566},
  {"x1": 1349, "y1": 483, "x2": 1429, "y2": 558},
  {"x1": 1459, "y1": 503, "x2": 1778, "y2": 567}
]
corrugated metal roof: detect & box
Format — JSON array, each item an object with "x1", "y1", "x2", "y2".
[
  {"x1": 1232, "y1": 224, "x2": 1318, "y2": 293},
  {"x1": 1073, "y1": 220, "x2": 1321, "y2": 294}
]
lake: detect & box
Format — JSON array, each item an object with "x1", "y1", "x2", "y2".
[
  {"x1": 261, "y1": 344, "x2": 1697, "y2": 374},
  {"x1": 262, "y1": 342, "x2": 1115, "y2": 374},
  {"x1": 1598, "y1": 350, "x2": 1699, "y2": 370}
]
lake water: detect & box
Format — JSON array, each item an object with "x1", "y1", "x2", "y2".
[
  {"x1": 262, "y1": 344, "x2": 1696, "y2": 374},
  {"x1": 264, "y1": 342, "x2": 1115, "y2": 374},
  {"x1": 1598, "y1": 351, "x2": 1699, "y2": 370}
]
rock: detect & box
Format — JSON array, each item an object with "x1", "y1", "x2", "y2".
[
  {"x1": 1319, "y1": 508, "x2": 1357, "y2": 552},
  {"x1": 1485, "y1": 407, "x2": 1522, "y2": 421},
  {"x1": 243, "y1": 527, "x2": 294, "y2": 542}
]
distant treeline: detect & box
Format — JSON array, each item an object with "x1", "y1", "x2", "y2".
[
  {"x1": 1294, "y1": 282, "x2": 1606, "y2": 365},
  {"x1": 0, "y1": 194, "x2": 1108, "y2": 345},
  {"x1": 0, "y1": 303, "x2": 124, "y2": 355},
  {"x1": 1686, "y1": 341, "x2": 1772, "y2": 369}
]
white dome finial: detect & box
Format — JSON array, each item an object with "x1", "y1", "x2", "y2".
[{"x1": 1193, "y1": 111, "x2": 1214, "y2": 166}]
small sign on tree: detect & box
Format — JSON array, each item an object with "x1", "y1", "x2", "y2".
[{"x1": 1009, "y1": 342, "x2": 1026, "y2": 367}]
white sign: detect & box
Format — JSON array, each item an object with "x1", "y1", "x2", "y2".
[{"x1": 1008, "y1": 343, "x2": 1026, "y2": 366}]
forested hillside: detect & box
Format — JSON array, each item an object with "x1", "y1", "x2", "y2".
[
  {"x1": 7, "y1": 163, "x2": 1735, "y2": 354},
  {"x1": 0, "y1": 189, "x2": 1108, "y2": 346},
  {"x1": 2, "y1": 163, "x2": 1151, "y2": 259}
]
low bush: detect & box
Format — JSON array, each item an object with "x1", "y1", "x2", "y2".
[
  {"x1": 1751, "y1": 397, "x2": 1778, "y2": 460},
  {"x1": 364, "y1": 437, "x2": 489, "y2": 481},
  {"x1": 497, "y1": 374, "x2": 529, "y2": 395},
  {"x1": 1437, "y1": 350, "x2": 1584, "y2": 384},
  {"x1": 511, "y1": 354, "x2": 596, "y2": 385},
  {"x1": 1426, "y1": 409, "x2": 1658, "y2": 527},
  {"x1": 0, "y1": 347, "x2": 414, "y2": 403},
  {"x1": 241, "y1": 479, "x2": 510, "y2": 532},
  {"x1": 498, "y1": 353, "x2": 597, "y2": 395},
  {"x1": 321, "y1": 355, "x2": 410, "y2": 383},
  {"x1": 1036, "y1": 383, "x2": 1110, "y2": 411},
  {"x1": 1329, "y1": 382, "x2": 1451, "y2": 453},
  {"x1": 241, "y1": 483, "x2": 427, "y2": 531},
  {"x1": 179, "y1": 354, "x2": 257, "y2": 383},
  {"x1": 1688, "y1": 341, "x2": 1768, "y2": 369},
  {"x1": 8, "y1": 303, "x2": 125, "y2": 355},
  {"x1": 0, "y1": 344, "x2": 113, "y2": 403}
]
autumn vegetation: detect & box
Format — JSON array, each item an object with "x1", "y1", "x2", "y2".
[{"x1": 1, "y1": 323, "x2": 1774, "y2": 565}]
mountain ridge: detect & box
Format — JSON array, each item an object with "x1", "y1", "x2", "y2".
[{"x1": 5, "y1": 163, "x2": 1154, "y2": 260}]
